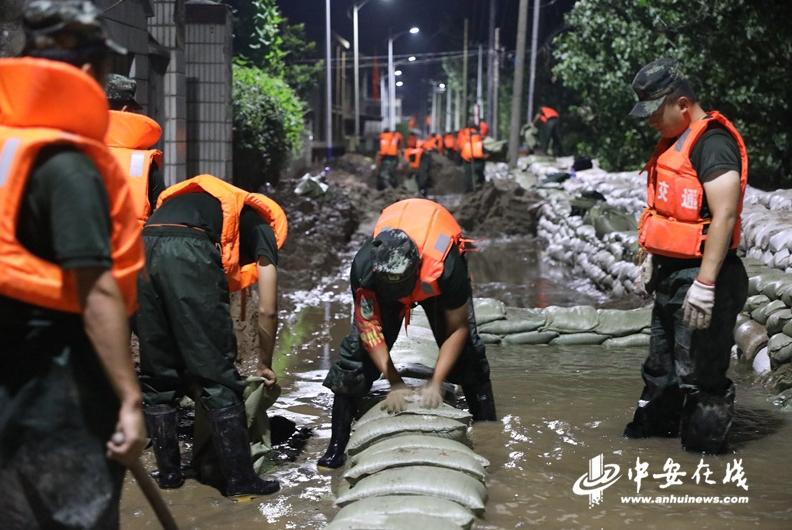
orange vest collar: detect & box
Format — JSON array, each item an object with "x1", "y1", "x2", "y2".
[
  {"x1": 0, "y1": 58, "x2": 109, "y2": 141},
  {"x1": 105, "y1": 110, "x2": 162, "y2": 149}
]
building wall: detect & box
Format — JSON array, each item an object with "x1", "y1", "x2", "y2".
[{"x1": 185, "y1": 1, "x2": 233, "y2": 181}]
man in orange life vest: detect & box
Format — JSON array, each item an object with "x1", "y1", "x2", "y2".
[
  {"x1": 532, "y1": 105, "x2": 562, "y2": 156},
  {"x1": 377, "y1": 128, "x2": 403, "y2": 189},
  {"x1": 136, "y1": 174, "x2": 287, "y2": 495},
  {"x1": 104, "y1": 74, "x2": 166, "y2": 223},
  {"x1": 404, "y1": 143, "x2": 430, "y2": 197},
  {"x1": 461, "y1": 123, "x2": 486, "y2": 192},
  {"x1": 0, "y1": 2, "x2": 147, "y2": 526},
  {"x1": 624, "y1": 59, "x2": 748, "y2": 454},
  {"x1": 318, "y1": 199, "x2": 496, "y2": 468}
]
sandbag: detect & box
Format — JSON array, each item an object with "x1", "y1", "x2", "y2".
[
  {"x1": 550, "y1": 333, "x2": 607, "y2": 346},
  {"x1": 335, "y1": 466, "x2": 487, "y2": 513},
  {"x1": 583, "y1": 202, "x2": 638, "y2": 238},
  {"x1": 502, "y1": 331, "x2": 559, "y2": 345},
  {"x1": 331, "y1": 496, "x2": 474, "y2": 529},
  {"x1": 768, "y1": 333, "x2": 792, "y2": 366},
  {"x1": 782, "y1": 286, "x2": 792, "y2": 308},
  {"x1": 346, "y1": 415, "x2": 468, "y2": 455},
  {"x1": 761, "y1": 276, "x2": 792, "y2": 300},
  {"x1": 349, "y1": 434, "x2": 489, "y2": 468},
  {"x1": 734, "y1": 319, "x2": 768, "y2": 362},
  {"x1": 326, "y1": 514, "x2": 463, "y2": 530},
  {"x1": 479, "y1": 316, "x2": 546, "y2": 335},
  {"x1": 753, "y1": 346, "x2": 771, "y2": 375},
  {"x1": 603, "y1": 334, "x2": 651, "y2": 348},
  {"x1": 390, "y1": 335, "x2": 438, "y2": 370},
  {"x1": 594, "y1": 307, "x2": 652, "y2": 337},
  {"x1": 783, "y1": 319, "x2": 792, "y2": 337},
  {"x1": 353, "y1": 401, "x2": 472, "y2": 431},
  {"x1": 344, "y1": 446, "x2": 486, "y2": 483},
  {"x1": 542, "y1": 305, "x2": 599, "y2": 333},
  {"x1": 766, "y1": 309, "x2": 792, "y2": 336},
  {"x1": 743, "y1": 294, "x2": 770, "y2": 313},
  {"x1": 479, "y1": 333, "x2": 502, "y2": 344},
  {"x1": 751, "y1": 300, "x2": 787, "y2": 325},
  {"x1": 748, "y1": 272, "x2": 788, "y2": 297},
  {"x1": 473, "y1": 298, "x2": 507, "y2": 325}
]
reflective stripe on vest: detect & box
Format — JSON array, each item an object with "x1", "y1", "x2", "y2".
[{"x1": 639, "y1": 111, "x2": 748, "y2": 259}]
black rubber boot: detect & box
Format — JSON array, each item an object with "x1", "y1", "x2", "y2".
[
  {"x1": 463, "y1": 380, "x2": 497, "y2": 422},
  {"x1": 680, "y1": 383, "x2": 735, "y2": 454},
  {"x1": 317, "y1": 394, "x2": 357, "y2": 469},
  {"x1": 623, "y1": 386, "x2": 683, "y2": 439},
  {"x1": 208, "y1": 403, "x2": 280, "y2": 496},
  {"x1": 144, "y1": 405, "x2": 185, "y2": 489}
]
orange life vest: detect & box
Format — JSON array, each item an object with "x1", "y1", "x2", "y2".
[
  {"x1": 461, "y1": 132, "x2": 485, "y2": 161},
  {"x1": 0, "y1": 58, "x2": 143, "y2": 315},
  {"x1": 379, "y1": 131, "x2": 401, "y2": 157},
  {"x1": 105, "y1": 110, "x2": 163, "y2": 224},
  {"x1": 421, "y1": 135, "x2": 437, "y2": 152},
  {"x1": 407, "y1": 134, "x2": 417, "y2": 148},
  {"x1": 456, "y1": 128, "x2": 470, "y2": 153},
  {"x1": 404, "y1": 147, "x2": 424, "y2": 170},
  {"x1": 444, "y1": 133, "x2": 456, "y2": 151},
  {"x1": 157, "y1": 174, "x2": 288, "y2": 291},
  {"x1": 372, "y1": 198, "x2": 466, "y2": 305},
  {"x1": 538, "y1": 106, "x2": 559, "y2": 123},
  {"x1": 638, "y1": 111, "x2": 748, "y2": 259},
  {"x1": 479, "y1": 121, "x2": 489, "y2": 137}
]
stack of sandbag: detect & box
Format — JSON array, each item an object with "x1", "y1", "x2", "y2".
[
  {"x1": 537, "y1": 194, "x2": 643, "y2": 297},
  {"x1": 471, "y1": 300, "x2": 652, "y2": 348},
  {"x1": 741, "y1": 204, "x2": 792, "y2": 272}
]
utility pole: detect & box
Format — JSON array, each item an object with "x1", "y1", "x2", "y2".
[
  {"x1": 353, "y1": 4, "x2": 360, "y2": 149},
  {"x1": 431, "y1": 89, "x2": 437, "y2": 134},
  {"x1": 380, "y1": 75, "x2": 387, "y2": 129},
  {"x1": 454, "y1": 88, "x2": 461, "y2": 130},
  {"x1": 325, "y1": 0, "x2": 332, "y2": 159},
  {"x1": 475, "y1": 44, "x2": 483, "y2": 125},
  {"x1": 462, "y1": 18, "x2": 468, "y2": 127},
  {"x1": 486, "y1": 0, "x2": 496, "y2": 126},
  {"x1": 445, "y1": 84, "x2": 452, "y2": 133},
  {"x1": 388, "y1": 36, "x2": 396, "y2": 129},
  {"x1": 509, "y1": 0, "x2": 529, "y2": 168},
  {"x1": 493, "y1": 27, "x2": 500, "y2": 140},
  {"x1": 527, "y1": 0, "x2": 541, "y2": 123}
]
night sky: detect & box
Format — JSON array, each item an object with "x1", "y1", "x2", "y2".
[{"x1": 278, "y1": 0, "x2": 575, "y2": 116}]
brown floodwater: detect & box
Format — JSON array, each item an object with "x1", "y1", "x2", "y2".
[{"x1": 120, "y1": 237, "x2": 792, "y2": 529}]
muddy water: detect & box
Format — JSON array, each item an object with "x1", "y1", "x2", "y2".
[{"x1": 121, "y1": 237, "x2": 791, "y2": 529}]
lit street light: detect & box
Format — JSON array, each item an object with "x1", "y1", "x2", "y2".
[
  {"x1": 388, "y1": 26, "x2": 419, "y2": 129},
  {"x1": 395, "y1": 70, "x2": 403, "y2": 76},
  {"x1": 439, "y1": 83, "x2": 446, "y2": 89},
  {"x1": 396, "y1": 81, "x2": 404, "y2": 87},
  {"x1": 408, "y1": 56, "x2": 416, "y2": 62}
]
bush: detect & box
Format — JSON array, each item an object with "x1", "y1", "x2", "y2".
[{"x1": 232, "y1": 60, "x2": 304, "y2": 188}]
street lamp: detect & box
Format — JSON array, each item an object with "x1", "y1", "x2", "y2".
[
  {"x1": 351, "y1": 0, "x2": 383, "y2": 149},
  {"x1": 396, "y1": 81, "x2": 404, "y2": 87},
  {"x1": 395, "y1": 70, "x2": 403, "y2": 76},
  {"x1": 388, "y1": 26, "x2": 419, "y2": 129},
  {"x1": 408, "y1": 55, "x2": 416, "y2": 62},
  {"x1": 439, "y1": 83, "x2": 446, "y2": 89}
]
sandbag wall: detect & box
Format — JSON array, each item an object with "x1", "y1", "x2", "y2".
[{"x1": 326, "y1": 308, "x2": 490, "y2": 530}]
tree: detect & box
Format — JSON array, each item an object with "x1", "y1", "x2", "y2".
[{"x1": 553, "y1": 0, "x2": 792, "y2": 185}]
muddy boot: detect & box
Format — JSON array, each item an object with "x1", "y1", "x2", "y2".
[
  {"x1": 144, "y1": 404, "x2": 185, "y2": 489},
  {"x1": 623, "y1": 386, "x2": 683, "y2": 439},
  {"x1": 680, "y1": 383, "x2": 735, "y2": 454},
  {"x1": 208, "y1": 403, "x2": 280, "y2": 496},
  {"x1": 317, "y1": 394, "x2": 357, "y2": 469},
  {"x1": 463, "y1": 380, "x2": 497, "y2": 422}
]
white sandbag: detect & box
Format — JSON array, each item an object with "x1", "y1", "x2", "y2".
[
  {"x1": 479, "y1": 312, "x2": 546, "y2": 334},
  {"x1": 354, "y1": 401, "x2": 472, "y2": 431},
  {"x1": 326, "y1": 514, "x2": 463, "y2": 530},
  {"x1": 344, "y1": 446, "x2": 486, "y2": 483},
  {"x1": 348, "y1": 434, "x2": 489, "y2": 468},
  {"x1": 766, "y1": 309, "x2": 792, "y2": 336},
  {"x1": 603, "y1": 334, "x2": 651, "y2": 348},
  {"x1": 473, "y1": 298, "x2": 507, "y2": 325},
  {"x1": 595, "y1": 307, "x2": 652, "y2": 337},
  {"x1": 734, "y1": 319, "x2": 768, "y2": 362},
  {"x1": 502, "y1": 331, "x2": 559, "y2": 345},
  {"x1": 331, "y1": 496, "x2": 474, "y2": 529},
  {"x1": 479, "y1": 333, "x2": 502, "y2": 344},
  {"x1": 753, "y1": 346, "x2": 771, "y2": 374},
  {"x1": 768, "y1": 333, "x2": 792, "y2": 366},
  {"x1": 335, "y1": 466, "x2": 487, "y2": 513},
  {"x1": 550, "y1": 333, "x2": 607, "y2": 346},
  {"x1": 542, "y1": 305, "x2": 599, "y2": 333},
  {"x1": 346, "y1": 415, "x2": 468, "y2": 455}
]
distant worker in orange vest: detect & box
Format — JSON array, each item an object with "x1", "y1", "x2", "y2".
[
  {"x1": 406, "y1": 131, "x2": 418, "y2": 148},
  {"x1": 377, "y1": 128, "x2": 403, "y2": 190},
  {"x1": 624, "y1": 59, "x2": 748, "y2": 454},
  {"x1": 318, "y1": 199, "x2": 496, "y2": 468},
  {"x1": 460, "y1": 124, "x2": 486, "y2": 192},
  {"x1": 104, "y1": 74, "x2": 166, "y2": 225},
  {"x1": 137, "y1": 174, "x2": 287, "y2": 496},
  {"x1": 531, "y1": 105, "x2": 562, "y2": 156},
  {"x1": 0, "y1": 2, "x2": 146, "y2": 527},
  {"x1": 444, "y1": 131, "x2": 457, "y2": 159},
  {"x1": 479, "y1": 120, "x2": 489, "y2": 137},
  {"x1": 404, "y1": 144, "x2": 430, "y2": 196}
]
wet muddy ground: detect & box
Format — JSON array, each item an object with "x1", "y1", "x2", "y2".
[{"x1": 121, "y1": 165, "x2": 791, "y2": 529}]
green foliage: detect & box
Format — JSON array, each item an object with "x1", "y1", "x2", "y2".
[
  {"x1": 281, "y1": 22, "x2": 323, "y2": 100},
  {"x1": 553, "y1": 0, "x2": 792, "y2": 183},
  {"x1": 232, "y1": 60, "x2": 304, "y2": 187}
]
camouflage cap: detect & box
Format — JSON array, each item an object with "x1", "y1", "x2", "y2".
[
  {"x1": 23, "y1": 0, "x2": 126, "y2": 55},
  {"x1": 371, "y1": 229, "x2": 420, "y2": 299},
  {"x1": 105, "y1": 73, "x2": 140, "y2": 108},
  {"x1": 628, "y1": 58, "x2": 685, "y2": 119}
]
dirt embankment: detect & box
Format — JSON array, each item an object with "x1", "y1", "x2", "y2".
[{"x1": 452, "y1": 181, "x2": 542, "y2": 237}]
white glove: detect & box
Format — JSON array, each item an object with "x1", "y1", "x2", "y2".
[
  {"x1": 380, "y1": 386, "x2": 412, "y2": 413},
  {"x1": 637, "y1": 254, "x2": 653, "y2": 295},
  {"x1": 682, "y1": 279, "x2": 716, "y2": 330}
]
